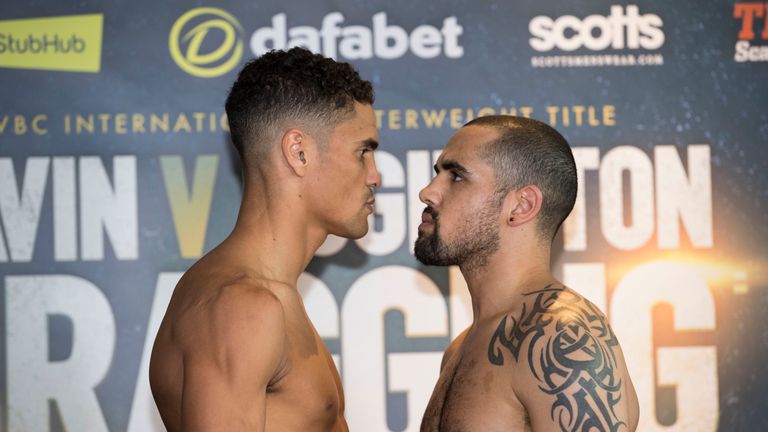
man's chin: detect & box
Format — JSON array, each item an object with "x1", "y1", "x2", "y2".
[
  {"x1": 334, "y1": 222, "x2": 368, "y2": 240},
  {"x1": 414, "y1": 251, "x2": 445, "y2": 266},
  {"x1": 414, "y1": 240, "x2": 441, "y2": 265}
]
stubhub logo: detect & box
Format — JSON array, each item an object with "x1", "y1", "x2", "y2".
[
  {"x1": 529, "y1": 5, "x2": 664, "y2": 52},
  {"x1": 250, "y1": 12, "x2": 464, "y2": 60}
]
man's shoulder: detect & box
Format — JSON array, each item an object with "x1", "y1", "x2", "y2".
[
  {"x1": 488, "y1": 283, "x2": 615, "y2": 366},
  {"x1": 175, "y1": 280, "x2": 289, "y2": 371},
  {"x1": 440, "y1": 327, "x2": 470, "y2": 370},
  {"x1": 181, "y1": 258, "x2": 292, "y2": 312},
  {"x1": 171, "y1": 273, "x2": 289, "y2": 345},
  {"x1": 487, "y1": 283, "x2": 637, "y2": 430},
  {"x1": 521, "y1": 283, "x2": 603, "y2": 318},
  {"x1": 207, "y1": 279, "x2": 289, "y2": 327}
]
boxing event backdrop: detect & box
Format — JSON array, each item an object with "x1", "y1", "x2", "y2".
[{"x1": 1, "y1": 0, "x2": 766, "y2": 431}]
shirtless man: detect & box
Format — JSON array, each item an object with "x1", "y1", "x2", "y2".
[
  {"x1": 149, "y1": 47, "x2": 380, "y2": 431},
  {"x1": 416, "y1": 115, "x2": 639, "y2": 431}
]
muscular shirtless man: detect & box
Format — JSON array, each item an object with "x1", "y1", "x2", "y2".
[
  {"x1": 416, "y1": 115, "x2": 639, "y2": 431},
  {"x1": 149, "y1": 48, "x2": 380, "y2": 431}
]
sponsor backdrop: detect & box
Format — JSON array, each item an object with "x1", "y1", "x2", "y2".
[{"x1": 0, "y1": 0, "x2": 766, "y2": 431}]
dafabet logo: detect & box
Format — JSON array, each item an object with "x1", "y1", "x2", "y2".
[
  {"x1": 170, "y1": 7, "x2": 464, "y2": 77},
  {"x1": 0, "y1": 14, "x2": 103, "y2": 73},
  {"x1": 169, "y1": 8, "x2": 244, "y2": 78}
]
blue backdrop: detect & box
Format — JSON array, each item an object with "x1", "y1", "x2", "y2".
[{"x1": 1, "y1": 1, "x2": 767, "y2": 431}]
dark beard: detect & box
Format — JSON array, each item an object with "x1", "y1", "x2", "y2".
[
  {"x1": 414, "y1": 200, "x2": 501, "y2": 272},
  {"x1": 414, "y1": 216, "x2": 453, "y2": 266}
]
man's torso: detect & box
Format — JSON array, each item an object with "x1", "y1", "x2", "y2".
[
  {"x1": 421, "y1": 324, "x2": 532, "y2": 432},
  {"x1": 422, "y1": 285, "x2": 638, "y2": 431},
  {"x1": 150, "y1": 262, "x2": 347, "y2": 431}
]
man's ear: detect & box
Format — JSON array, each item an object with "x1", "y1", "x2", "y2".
[
  {"x1": 504, "y1": 185, "x2": 543, "y2": 227},
  {"x1": 280, "y1": 128, "x2": 310, "y2": 176}
]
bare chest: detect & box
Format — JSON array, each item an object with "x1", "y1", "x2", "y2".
[
  {"x1": 267, "y1": 314, "x2": 346, "y2": 430},
  {"x1": 421, "y1": 343, "x2": 530, "y2": 432}
]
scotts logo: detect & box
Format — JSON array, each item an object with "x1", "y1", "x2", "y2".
[
  {"x1": 733, "y1": 2, "x2": 768, "y2": 62},
  {"x1": 169, "y1": 8, "x2": 244, "y2": 78},
  {"x1": 529, "y1": 5, "x2": 664, "y2": 52}
]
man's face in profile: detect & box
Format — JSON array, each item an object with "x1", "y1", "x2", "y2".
[
  {"x1": 307, "y1": 103, "x2": 381, "y2": 239},
  {"x1": 415, "y1": 126, "x2": 503, "y2": 268}
]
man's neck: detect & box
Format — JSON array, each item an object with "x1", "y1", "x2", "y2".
[
  {"x1": 224, "y1": 183, "x2": 328, "y2": 287},
  {"x1": 460, "y1": 245, "x2": 556, "y2": 323}
]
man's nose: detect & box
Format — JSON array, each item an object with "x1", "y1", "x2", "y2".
[
  {"x1": 418, "y1": 178, "x2": 441, "y2": 207},
  {"x1": 367, "y1": 155, "x2": 382, "y2": 188}
]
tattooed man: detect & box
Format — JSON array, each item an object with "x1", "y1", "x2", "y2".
[{"x1": 416, "y1": 116, "x2": 638, "y2": 431}]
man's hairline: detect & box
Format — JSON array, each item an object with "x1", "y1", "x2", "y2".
[
  {"x1": 463, "y1": 123, "x2": 556, "y2": 241},
  {"x1": 242, "y1": 100, "x2": 373, "y2": 173}
]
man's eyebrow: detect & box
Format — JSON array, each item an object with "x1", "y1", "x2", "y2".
[
  {"x1": 434, "y1": 159, "x2": 469, "y2": 175},
  {"x1": 360, "y1": 138, "x2": 378, "y2": 150}
]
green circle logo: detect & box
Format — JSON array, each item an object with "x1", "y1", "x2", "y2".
[{"x1": 169, "y1": 7, "x2": 244, "y2": 78}]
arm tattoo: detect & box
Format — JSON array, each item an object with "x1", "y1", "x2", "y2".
[{"x1": 487, "y1": 286, "x2": 625, "y2": 432}]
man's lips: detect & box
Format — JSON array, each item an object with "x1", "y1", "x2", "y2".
[
  {"x1": 419, "y1": 207, "x2": 437, "y2": 231},
  {"x1": 421, "y1": 206, "x2": 438, "y2": 222},
  {"x1": 365, "y1": 198, "x2": 376, "y2": 212}
]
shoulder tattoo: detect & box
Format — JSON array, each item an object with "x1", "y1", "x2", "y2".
[{"x1": 487, "y1": 286, "x2": 626, "y2": 431}]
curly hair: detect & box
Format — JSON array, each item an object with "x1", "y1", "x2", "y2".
[
  {"x1": 466, "y1": 115, "x2": 577, "y2": 242},
  {"x1": 225, "y1": 47, "x2": 374, "y2": 168}
]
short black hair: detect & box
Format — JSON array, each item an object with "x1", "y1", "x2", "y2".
[
  {"x1": 465, "y1": 115, "x2": 577, "y2": 241},
  {"x1": 225, "y1": 47, "x2": 374, "y2": 169}
]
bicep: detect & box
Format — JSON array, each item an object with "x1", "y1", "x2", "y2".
[
  {"x1": 513, "y1": 322, "x2": 632, "y2": 431},
  {"x1": 490, "y1": 289, "x2": 634, "y2": 430},
  {"x1": 181, "y1": 287, "x2": 287, "y2": 431},
  {"x1": 520, "y1": 376, "x2": 629, "y2": 432},
  {"x1": 181, "y1": 357, "x2": 268, "y2": 431}
]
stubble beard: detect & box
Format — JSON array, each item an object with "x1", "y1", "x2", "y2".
[{"x1": 414, "y1": 198, "x2": 502, "y2": 274}]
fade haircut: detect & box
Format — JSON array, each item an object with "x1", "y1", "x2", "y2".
[
  {"x1": 225, "y1": 47, "x2": 374, "y2": 169},
  {"x1": 465, "y1": 115, "x2": 577, "y2": 241}
]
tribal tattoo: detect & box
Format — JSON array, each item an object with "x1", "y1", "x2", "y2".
[{"x1": 487, "y1": 286, "x2": 625, "y2": 432}]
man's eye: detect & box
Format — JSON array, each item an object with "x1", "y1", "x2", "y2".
[
  {"x1": 359, "y1": 149, "x2": 369, "y2": 159},
  {"x1": 450, "y1": 172, "x2": 463, "y2": 182}
]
